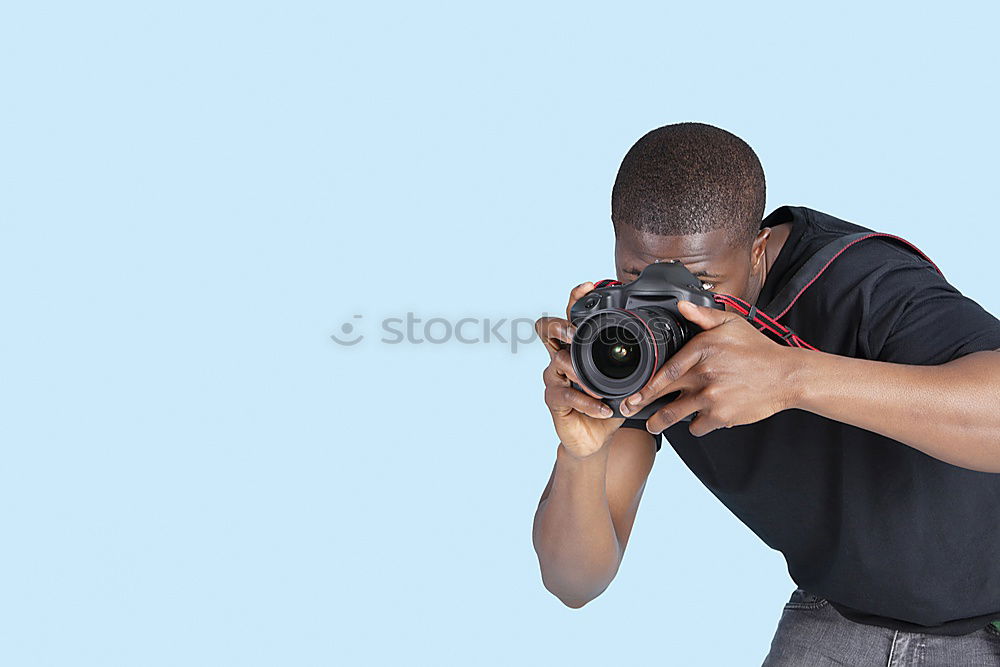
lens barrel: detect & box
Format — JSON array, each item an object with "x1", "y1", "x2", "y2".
[{"x1": 571, "y1": 307, "x2": 689, "y2": 398}]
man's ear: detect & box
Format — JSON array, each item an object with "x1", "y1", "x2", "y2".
[{"x1": 751, "y1": 227, "x2": 771, "y2": 268}]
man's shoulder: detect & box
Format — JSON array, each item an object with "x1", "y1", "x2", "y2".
[
  {"x1": 779, "y1": 205, "x2": 874, "y2": 237},
  {"x1": 774, "y1": 209, "x2": 946, "y2": 328},
  {"x1": 820, "y1": 233, "x2": 940, "y2": 287},
  {"x1": 793, "y1": 208, "x2": 939, "y2": 282}
]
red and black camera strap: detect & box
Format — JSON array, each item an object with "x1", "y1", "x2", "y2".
[
  {"x1": 714, "y1": 231, "x2": 943, "y2": 352},
  {"x1": 713, "y1": 292, "x2": 818, "y2": 349}
]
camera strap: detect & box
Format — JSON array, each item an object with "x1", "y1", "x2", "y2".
[{"x1": 715, "y1": 232, "x2": 942, "y2": 351}]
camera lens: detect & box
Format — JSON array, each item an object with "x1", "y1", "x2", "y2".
[
  {"x1": 592, "y1": 327, "x2": 640, "y2": 379},
  {"x1": 571, "y1": 306, "x2": 690, "y2": 398}
]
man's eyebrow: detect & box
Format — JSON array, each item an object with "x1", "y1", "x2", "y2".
[{"x1": 624, "y1": 266, "x2": 722, "y2": 279}]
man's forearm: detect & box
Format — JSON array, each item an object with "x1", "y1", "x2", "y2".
[
  {"x1": 532, "y1": 443, "x2": 622, "y2": 607},
  {"x1": 787, "y1": 348, "x2": 1000, "y2": 473}
]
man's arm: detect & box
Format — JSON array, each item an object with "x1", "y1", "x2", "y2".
[
  {"x1": 621, "y1": 300, "x2": 1000, "y2": 474},
  {"x1": 530, "y1": 286, "x2": 658, "y2": 608},
  {"x1": 786, "y1": 347, "x2": 1000, "y2": 473},
  {"x1": 532, "y1": 427, "x2": 656, "y2": 607}
]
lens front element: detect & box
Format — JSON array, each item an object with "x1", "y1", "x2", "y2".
[{"x1": 591, "y1": 326, "x2": 641, "y2": 380}]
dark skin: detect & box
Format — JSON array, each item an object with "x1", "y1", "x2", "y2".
[{"x1": 532, "y1": 220, "x2": 1000, "y2": 608}]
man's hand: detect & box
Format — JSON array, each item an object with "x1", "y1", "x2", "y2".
[
  {"x1": 537, "y1": 282, "x2": 625, "y2": 458},
  {"x1": 620, "y1": 300, "x2": 802, "y2": 436}
]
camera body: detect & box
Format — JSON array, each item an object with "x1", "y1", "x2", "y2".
[{"x1": 568, "y1": 260, "x2": 723, "y2": 422}]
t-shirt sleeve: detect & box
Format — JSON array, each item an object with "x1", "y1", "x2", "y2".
[
  {"x1": 859, "y1": 241, "x2": 1000, "y2": 365},
  {"x1": 620, "y1": 418, "x2": 662, "y2": 452}
]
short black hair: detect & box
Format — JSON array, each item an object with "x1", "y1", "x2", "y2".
[{"x1": 611, "y1": 122, "x2": 766, "y2": 248}]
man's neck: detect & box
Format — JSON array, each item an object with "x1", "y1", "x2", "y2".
[{"x1": 764, "y1": 222, "x2": 793, "y2": 275}]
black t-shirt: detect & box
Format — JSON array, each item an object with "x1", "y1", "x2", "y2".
[{"x1": 624, "y1": 205, "x2": 1000, "y2": 635}]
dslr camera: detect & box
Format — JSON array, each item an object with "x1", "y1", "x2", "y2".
[{"x1": 569, "y1": 260, "x2": 724, "y2": 422}]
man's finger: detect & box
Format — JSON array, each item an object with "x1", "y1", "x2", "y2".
[
  {"x1": 687, "y1": 409, "x2": 727, "y2": 438},
  {"x1": 620, "y1": 341, "x2": 706, "y2": 415},
  {"x1": 542, "y1": 349, "x2": 576, "y2": 385},
  {"x1": 676, "y1": 299, "x2": 739, "y2": 331},
  {"x1": 548, "y1": 349, "x2": 602, "y2": 398},
  {"x1": 566, "y1": 282, "x2": 596, "y2": 320},
  {"x1": 535, "y1": 317, "x2": 574, "y2": 357},
  {"x1": 542, "y1": 361, "x2": 570, "y2": 388},
  {"x1": 645, "y1": 393, "x2": 704, "y2": 434},
  {"x1": 545, "y1": 386, "x2": 614, "y2": 419}
]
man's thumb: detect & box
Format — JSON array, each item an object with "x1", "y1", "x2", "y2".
[{"x1": 677, "y1": 299, "x2": 733, "y2": 329}]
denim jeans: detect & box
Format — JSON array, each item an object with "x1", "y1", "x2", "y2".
[{"x1": 762, "y1": 588, "x2": 1000, "y2": 666}]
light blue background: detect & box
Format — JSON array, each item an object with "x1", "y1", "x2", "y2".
[{"x1": 2, "y1": 2, "x2": 998, "y2": 665}]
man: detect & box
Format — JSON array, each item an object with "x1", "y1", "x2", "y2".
[{"x1": 532, "y1": 122, "x2": 1000, "y2": 665}]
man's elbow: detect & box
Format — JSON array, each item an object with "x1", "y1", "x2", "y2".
[
  {"x1": 540, "y1": 571, "x2": 612, "y2": 609},
  {"x1": 556, "y1": 592, "x2": 596, "y2": 609}
]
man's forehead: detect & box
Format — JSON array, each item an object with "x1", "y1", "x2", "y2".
[{"x1": 615, "y1": 227, "x2": 729, "y2": 264}]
